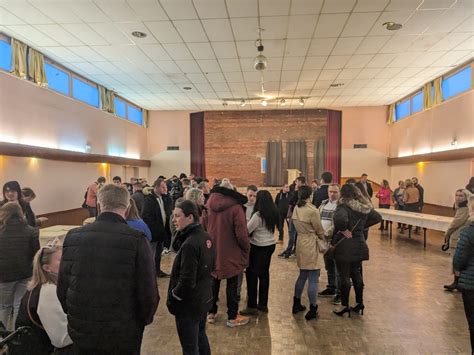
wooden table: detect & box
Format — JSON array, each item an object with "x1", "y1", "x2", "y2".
[
  {"x1": 39, "y1": 225, "x2": 80, "y2": 246},
  {"x1": 375, "y1": 208, "x2": 453, "y2": 248}
]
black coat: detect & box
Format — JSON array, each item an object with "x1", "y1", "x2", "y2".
[
  {"x1": 167, "y1": 223, "x2": 215, "y2": 320},
  {"x1": 141, "y1": 191, "x2": 172, "y2": 243},
  {"x1": 332, "y1": 200, "x2": 381, "y2": 263},
  {"x1": 275, "y1": 191, "x2": 292, "y2": 216},
  {"x1": 0, "y1": 200, "x2": 37, "y2": 227},
  {"x1": 355, "y1": 181, "x2": 373, "y2": 198},
  {"x1": 415, "y1": 184, "x2": 424, "y2": 207},
  {"x1": 57, "y1": 212, "x2": 159, "y2": 352},
  {"x1": 312, "y1": 184, "x2": 329, "y2": 208},
  {"x1": 0, "y1": 218, "x2": 39, "y2": 283}
]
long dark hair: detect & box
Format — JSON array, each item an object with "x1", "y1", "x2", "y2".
[
  {"x1": 297, "y1": 185, "x2": 313, "y2": 207},
  {"x1": 252, "y1": 190, "x2": 278, "y2": 233}
]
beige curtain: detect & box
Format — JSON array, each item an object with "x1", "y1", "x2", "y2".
[
  {"x1": 422, "y1": 83, "x2": 432, "y2": 110},
  {"x1": 11, "y1": 39, "x2": 27, "y2": 79},
  {"x1": 142, "y1": 109, "x2": 149, "y2": 128},
  {"x1": 433, "y1": 77, "x2": 443, "y2": 105},
  {"x1": 109, "y1": 91, "x2": 115, "y2": 114},
  {"x1": 99, "y1": 86, "x2": 116, "y2": 113},
  {"x1": 28, "y1": 48, "x2": 48, "y2": 87},
  {"x1": 387, "y1": 104, "x2": 395, "y2": 124}
]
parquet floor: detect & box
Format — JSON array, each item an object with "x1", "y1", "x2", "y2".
[{"x1": 142, "y1": 226, "x2": 472, "y2": 354}]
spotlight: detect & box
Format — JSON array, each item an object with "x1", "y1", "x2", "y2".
[
  {"x1": 131, "y1": 31, "x2": 147, "y2": 38},
  {"x1": 222, "y1": 101, "x2": 228, "y2": 107},
  {"x1": 240, "y1": 99, "x2": 246, "y2": 107},
  {"x1": 279, "y1": 99, "x2": 286, "y2": 106},
  {"x1": 451, "y1": 139, "x2": 458, "y2": 146},
  {"x1": 382, "y1": 22, "x2": 402, "y2": 31},
  {"x1": 261, "y1": 100, "x2": 268, "y2": 107},
  {"x1": 299, "y1": 98, "x2": 305, "y2": 106}
]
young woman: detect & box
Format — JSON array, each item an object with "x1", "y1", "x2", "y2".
[
  {"x1": 291, "y1": 185, "x2": 326, "y2": 320},
  {"x1": 1, "y1": 181, "x2": 37, "y2": 227},
  {"x1": 0, "y1": 202, "x2": 39, "y2": 330},
  {"x1": 126, "y1": 198, "x2": 152, "y2": 242},
  {"x1": 240, "y1": 190, "x2": 278, "y2": 316},
  {"x1": 15, "y1": 239, "x2": 73, "y2": 354},
  {"x1": 21, "y1": 187, "x2": 48, "y2": 226},
  {"x1": 443, "y1": 189, "x2": 472, "y2": 291},
  {"x1": 376, "y1": 180, "x2": 391, "y2": 231},
  {"x1": 185, "y1": 188, "x2": 208, "y2": 229}
]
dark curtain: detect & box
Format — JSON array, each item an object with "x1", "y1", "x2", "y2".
[
  {"x1": 314, "y1": 138, "x2": 325, "y2": 180},
  {"x1": 265, "y1": 141, "x2": 283, "y2": 186},
  {"x1": 325, "y1": 110, "x2": 342, "y2": 184},
  {"x1": 286, "y1": 140, "x2": 307, "y2": 179},
  {"x1": 190, "y1": 112, "x2": 206, "y2": 177}
]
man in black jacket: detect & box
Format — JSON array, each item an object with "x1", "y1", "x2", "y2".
[
  {"x1": 275, "y1": 183, "x2": 292, "y2": 243},
  {"x1": 355, "y1": 173, "x2": 373, "y2": 199},
  {"x1": 57, "y1": 184, "x2": 159, "y2": 354},
  {"x1": 167, "y1": 200, "x2": 215, "y2": 355},
  {"x1": 412, "y1": 177, "x2": 425, "y2": 234},
  {"x1": 142, "y1": 178, "x2": 173, "y2": 277},
  {"x1": 312, "y1": 171, "x2": 333, "y2": 208}
]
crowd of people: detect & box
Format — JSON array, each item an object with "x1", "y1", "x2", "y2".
[{"x1": 0, "y1": 172, "x2": 473, "y2": 354}]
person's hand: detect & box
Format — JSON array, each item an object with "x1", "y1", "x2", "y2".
[
  {"x1": 38, "y1": 217, "x2": 48, "y2": 223},
  {"x1": 341, "y1": 230, "x2": 352, "y2": 238}
]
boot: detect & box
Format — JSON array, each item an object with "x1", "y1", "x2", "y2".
[
  {"x1": 292, "y1": 297, "x2": 306, "y2": 314},
  {"x1": 305, "y1": 304, "x2": 318, "y2": 320},
  {"x1": 444, "y1": 276, "x2": 459, "y2": 292}
]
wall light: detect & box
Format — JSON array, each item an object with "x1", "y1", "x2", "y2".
[
  {"x1": 279, "y1": 99, "x2": 286, "y2": 106},
  {"x1": 240, "y1": 100, "x2": 246, "y2": 107},
  {"x1": 299, "y1": 98, "x2": 305, "y2": 106},
  {"x1": 261, "y1": 100, "x2": 268, "y2": 107},
  {"x1": 451, "y1": 139, "x2": 458, "y2": 146}
]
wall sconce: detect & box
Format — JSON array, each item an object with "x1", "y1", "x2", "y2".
[
  {"x1": 85, "y1": 142, "x2": 92, "y2": 153},
  {"x1": 451, "y1": 139, "x2": 458, "y2": 146}
]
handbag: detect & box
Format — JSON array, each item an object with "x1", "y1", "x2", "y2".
[
  {"x1": 316, "y1": 237, "x2": 330, "y2": 254},
  {"x1": 326, "y1": 219, "x2": 362, "y2": 258}
]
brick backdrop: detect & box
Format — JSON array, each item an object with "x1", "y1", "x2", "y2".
[{"x1": 204, "y1": 109, "x2": 327, "y2": 187}]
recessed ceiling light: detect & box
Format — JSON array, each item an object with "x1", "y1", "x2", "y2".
[
  {"x1": 330, "y1": 83, "x2": 344, "y2": 87},
  {"x1": 261, "y1": 100, "x2": 268, "y2": 107},
  {"x1": 382, "y1": 22, "x2": 402, "y2": 31},
  {"x1": 183, "y1": 86, "x2": 192, "y2": 90},
  {"x1": 240, "y1": 99, "x2": 246, "y2": 107},
  {"x1": 279, "y1": 98, "x2": 286, "y2": 106},
  {"x1": 299, "y1": 98, "x2": 305, "y2": 106},
  {"x1": 131, "y1": 31, "x2": 147, "y2": 38},
  {"x1": 222, "y1": 101, "x2": 228, "y2": 107}
]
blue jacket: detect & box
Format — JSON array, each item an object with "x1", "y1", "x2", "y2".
[
  {"x1": 127, "y1": 220, "x2": 152, "y2": 241},
  {"x1": 453, "y1": 221, "x2": 474, "y2": 290}
]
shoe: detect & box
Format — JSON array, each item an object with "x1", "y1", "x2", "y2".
[
  {"x1": 226, "y1": 314, "x2": 250, "y2": 327},
  {"x1": 207, "y1": 313, "x2": 217, "y2": 324},
  {"x1": 239, "y1": 307, "x2": 258, "y2": 316},
  {"x1": 444, "y1": 276, "x2": 459, "y2": 292},
  {"x1": 161, "y1": 248, "x2": 170, "y2": 256},
  {"x1": 292, "y1": 296, "x2": 307, "y2": 314},
  {"x1": 333, "y1": 307, "x2": 351, "y2": 318},
  {"x1": 156, "y1": 271, "x2": 169, "y2": 278},
  {"x1": 351, "y1": 303, "x2": 365, "y2": 315},
  {"x1": 278, "y1": 251, "x2": 289, "y2": 259},
  {"x1": 289, "y1": 252, "x2": 296, "y2": 258},
  {"x1": 378, "y1": 226, "x2": 384, "y2": 230},
  {"x1": 305, "y1": 304, "x2": 318, "y2": 320},
  {"x1": 332, "y1": 294, "x2": 341, "y2": 305},
  {"x1": 318, "y1": 288, "x2": 336, "y2": 297},
  {"x1": 257, "y1": 305, "x2": 268, "y2": 313}
]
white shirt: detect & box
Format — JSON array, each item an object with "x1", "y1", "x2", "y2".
[
  {"x1": 320, "y1": 200, "x2": 337, "y2": 233},
  {"x1": 156, "y1": 195, "x2": 166, "y2": 224},
  {"x1": 244, "y1": 203, "x2": 254, "y2": 222},
  {"x1": 247, "y1": 212, "x2": 276, "y2": 247}
]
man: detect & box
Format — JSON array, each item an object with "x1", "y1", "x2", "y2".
[
  {"x1": 85, "y1": 176, "x2": 106, "y2": 217},
  {"x1": 198, "y1": 179, "x2": 210, "y2": 204},
  {"x1": 275, "y1": 183, "x2": 291, "y2": 243},
  {"x1": 356, "y1": 173, "x2": 373, "y2": 198},
  {"x1": 206, "y1": 179, "x2": 250, "y2": 327},
  {"x1": 312, "y1": 171, "x2": 332, "y2": 208},
  {"x1": 318, "y1": 184, "x2": 341, "y2": 304},
  {"x1": 412, "y1": 177, "x2": 425, "y2": 234},
  {"x1": 142, "y1": 178, "x2": 172, "y2": 277},
  {"x1": 57, "y1": 184, "x2": 159, "y2": 354},
  {"x1": 311, "y1": 179, "x2": 319, "y2": 192},
  {"x1": 244, "y1": 185, "x2": 258, "y2": 222},
  {"x1": 131, "y1": 182, "x2": 145, "y2": 214},
  {"x1": 167, "y1": 200, "x2": 215, "y2": 355},
  {"x1": 112, "y1": 176, "x2": 122, "y2": 185},
  {"x1": 279, "y1": 176, "x2": 306, "y2": 259}
]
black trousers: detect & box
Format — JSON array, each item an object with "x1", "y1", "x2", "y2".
[
  {"x1": 277, "y1": 214, "x2": 289, "y2": 241},
  {"x1": 246, "y1": 244, "x2": 275, "y2": 309},
  {"x1": 462, "y1": 289, "x2": 474, "y2": 353},
  {"x1": 378, "y1": 204, "x2": 390, "y2": 229},
  {"x1": 336, "y1": 260, "x2": 364, "y2": 307},
  {"x1": 210, "y1": 276, "x2": 238, "y2": 320},
  {"x1": 175, "y1": 316, "x2": 211, "y2": 355},
  {"x1": 72, "y1": 328, "x2": 143, "y2": 355},
  {"x1": 154, "y1": 241, "x2": 164, "y2": 273}
]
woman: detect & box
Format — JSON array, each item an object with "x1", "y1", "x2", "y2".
[
  {"x1": 0, "y1": 202, "x2": 39, "y2": 330},
  {"x1": 15, "y1": 240, "x2": 73, "y2": 354},
  {"x1": 332, "y1": 184, "x2": 381, "y2": 318},
  {"x1": 1, "y1": 181, "x2": 37, "y2": 227},
  {"x1": 466, "y1": 177, "x2": 474, "y2": 194},
  {"x1": 376, "y1": 180, "x2": 391, "y2": 231},
  {"x1": 126, "y1": 198, "x2": 152, "y2": 241},
  {"x1": 291, "y1": 185, "x2": 326, "y2": 320},
  {"x1": 185, "y1": 188, "x2": 208, "y2": 229},
  {"x1": 403, "y1": 179, "x2": 419, "y2": 213},
  {"x1": 453, "y1": 195, "x2": 474, "y2": 353},
  {"x1": 393, "y1": 180, "x2": 406, "y2": 231},
  {"x1": 21, "y1": 187, "x2": 49, "y2": 226},
  {"x1": 443, "y1": 189, "x2": 472, "y2": 291},
  {"x1": 240, "y1": 190, "x2": 278, "y2": 316},
  {"x1": 167, "y1": 200, "x2": 215, "y2": 355}
]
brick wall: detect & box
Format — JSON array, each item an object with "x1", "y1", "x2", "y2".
[{"x1": 204, "y1": 109, "x2": 328, "y2": 186}]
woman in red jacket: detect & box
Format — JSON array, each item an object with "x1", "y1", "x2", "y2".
[{"x1": 376, "y1": 180, "x2": 391, "y2": 231}]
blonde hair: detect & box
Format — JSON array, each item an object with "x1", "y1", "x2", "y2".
[
  {"x1": 127, "y1": 198, "x2": 141, "y2": 220},
  {"x1": 97, "y1": 184, "x2": 130, "y2": 211},
  {"x1": 28, "y1": 239, "x2": 62, "y2": 290},
  {"x1": 0, "y1": 202, "x2": 26, "y2": 233},
  {"x1": 185, "y1": 188, "x2": 204, "y2": 204},
  {"x1": 220, "y1": 178, "x2": 234, "y2": 190}
]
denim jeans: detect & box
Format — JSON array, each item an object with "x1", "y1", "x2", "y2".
[
  {"x1": 175, "y1": 316, "x2": 211, "y2": 355},
  {"x1": 323, "y1": 253, "x2": 340, "y2": 292},
  {"x1": 210, "y1": 276, "x2": 239, "y2": 320},
  {"x1": 294, "y1": 269, "x2": 320, "y2": 306},
  {"x1": 246, "y1": 244, "x2": 275, "y2": 309},
  {"x1": 285, "y1": 219, "x2": 297, "y2": 254},
  {"x1": 0, "y1": 278, "x2": 29, "y2": 330}
]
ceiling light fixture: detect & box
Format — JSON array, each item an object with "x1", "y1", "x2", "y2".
[
  {"x1": 279, "y1": 98, "x2": 286, "y2": 106},
  {"x1": 131, "y1": 31, "x2": 147, "y2": 38},
  {"x1": 222, "y1": 101, "x2": 228, "y2": 107},
  {"x1": 299, "y1": 98, "x2": 305, "y2": 106},
  {"x1": 254, "y1": 39, "x2": 267, "y2": 71},
  {"x1": 183, "y1": 86, "x2": 192, "y2": 90},
  {"x1": 240, "y1": 99, "x2": 246, "y2": 107},
  {"x1": 382, "y1": 22, "x2": 402, "y2": 31},
  {"x1": 261, "y1": 100, "x2": 268, "y2": 107},
  {"x1": 330, "y1": 83, "x2": 344, "y2": 87}
]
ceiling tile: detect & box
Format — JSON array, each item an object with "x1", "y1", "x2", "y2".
[
  {"x1": 67, "y1": 46, "x2": 106, "y2": 61},
  {"x1": 94, "y1": 0, "x2": 138, "y2": 21},
  {"x1": 396, "y1": 67, "x2": 423, "y2": 78},
  {"x1": 285, "y1": 39, "x2": 311, "y2": 56},
  {"x1": 353, "y1": 0, "x2": 389, "y2": 12},
  {"x1": 280, "y1": 70, "x2": 300, "y2": 81},
  {"x1": 0, "y1": 8, "x2": 24, "y2": 25},
  {"x1": 314, "y1": 13, "x2": 350, "y2": 38},
  {"x1": 187, "y1": 74, "x2": 209, "y2": 84},
  {"x1": 287, "y1": 15, "x2": 317, "y2": 38},
  {"x1": 160, "y1": 0, "x2": 198, "y2": 19},
  {"x1": 387, "y1": 52, "x2": 422, "y2": 67},
  {"x1": 145, "y1": 21, "x2": 182, "y2": 43},
  {"x1": 380, "y1": 35, "x2": 417, "y2": 53},
  {"x1": 226, "y1": 0, "x2": 258, "y2": 18},
  {"x1": 41, "y1": 46, "x2": 83, "y2": 62},
  {"x1": 193, "y1": 0, "x2": 227, "y2": 18},
  {"x1": 453, "y1": 14, "x2": 474, "y2": 33},
  {"x1": 163, "y1": 43, "x2": 193, "y2": 60},
  {"x1": 282, "y1": 56, "x2": 305, "y2": 70},
  {"x1": 263, "y1": 40, "x2": 286, "y2": 57},
  {"x1": 259, "y1": 0, "x2": 291, "y2": 16},
  {"x1": 369, "y1": 11, "x2": 413, "y2": 36},
  {"x1": 355, "y1": 36, "x2": 390, "y2": 54},
  {"x1": 140, "y1": 44, "x2": 172, "y2": 61},
  {"x1": 430, "y1": 32, "x2": 471, "y2": 52},
  {"x1": 345, "y1": 54, "x2": 374, "y2": 68},
  {"x1": 114, "y1": 22, "x2": 158, "y2": 44},
  {"x1": 319, "y1": 69, "x2": 341, "y2": 80},
  {"x1": 303, "y1": 56, "x2": 328, "y2": 70},
  {"x1": 126, "y1": 0, "x2": 168, "y2": 21},
  {"x1": 70, "y1": 62, "x2": 105, "y2": 75},
  {"x1": 260, "y1": 16, "x2": 289, "y2": 39},
  {"x1": 175, "y1": 60, "x2": 201, "y2": 73},
  {"x1": 197, "y1": 59, "x2": 222, "y2": 72},
  {"x1": 212, "y1": 42, "x2": 238, "y2": 59},
  {"x1": 425, "y1": 8, "x2": 471, "y2": 34},
  {"x1": 366, "y1": 53, "x2": 397, "y2": 67},
  {"x1": 155, "y1": 61, "x2": 182, "y2": 73},
  {"x1": 331, "y1": 37, "x2": 364, "y2": 55},
  {"x1": 296, "y1": 81, "x2": 315, "y2": 90},
  {"x1": 202, "y1": 19, "x2": 234, "y2": 41},
  {"x1": 410, "y1": 51, "x2": 446, "y2": 67},
  {"x1": 397, "y1": 9, "x2": 445, "y2": 35},
  {"x1": 93, "y1": 61, "x2": 124, "y2": 74},
  {"x1": 323, "y1": 55, "x2": 350, "y2": 69},
  {"x1": 374, "y1": 66, "x2": 402, "y2": 78},
  {"x1": 31, "y1": 3, "x2": 82, "y2": 23},
  {"x1": 385, "y1": 0, "x2": 423, "y2": 11},
  {"x1": 321, "y1": 0, "x2": 356, "y2": 13},
  {"x1": 301, "y1": 70, "x2": 321, "y2": 80},
  {"x1": 433, "y1": 50, "x2": 471, "y2": 67},
  {"x1": 356, "y1": 67, "x2": 382, "y2": 79},
  {"x1": 341, "y1": 12, "x2": 380, "y2": 37},
  {"x1": 174, "y1": 20, "x2": 208, "y2": 42},
  {"x1": 34, "y1": 24, "x2": 83, "y2": 46},
  {"x1": 290, "y1": 0, "x2": 323, "y2": 15},
  {"x1": 231, "y1": 17, "x2": 259, "y2": 40},
  {"x1": 236, "y1": 41, "x2": 256, "y2": 58},
  {"x1": 218, "y1": 58, "x2": 241, "y2": 71},
  {"x1": 454, "y1": 36, "x2": 474, "y2": 51},
  {"x1": 187, "y1": 42, "x2": 215, "y2": 59},
  {"x1": 338, "y1": 68, "x2": 362, "y2": 80},
  {"x1": 308, "y1": 38, "x2": 337, "y2": 56},
  {"x1": 224, "y1": 71, "x2": 244, "y2": 82},
  {"x1": 407, "y1": 34, "x2": 445, "y2": 51},
  {"x1": 418, "y1": 0, "x2": 456, "y2": 10},
  {"x1": 5, "y1": 25, "x2": 58, "y2": 46},
  {"x1": 6, "y1": 2, "x2": 53, "y2": 24},
  {"x1": 89, "y1": 23, "x2": 133, "y2": 45},
  {"x1": 62, "y1": 24, "x2": 108, "y2": 45}
]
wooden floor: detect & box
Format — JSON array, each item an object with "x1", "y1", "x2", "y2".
[{"x1": 142, "y1": 226, "x2": 471, "y2": 354}]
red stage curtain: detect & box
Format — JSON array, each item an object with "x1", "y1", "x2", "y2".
[
  {"x1": 190, "y1": 112, "x2": 206, "y2": 177},
  {"x1": 325, "y1": 110, "x2": 342, "y2": 184}
]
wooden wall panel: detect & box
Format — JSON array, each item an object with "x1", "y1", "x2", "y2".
[{"x1": 39, "y1": 208, "x2": 90, "y2": 228}]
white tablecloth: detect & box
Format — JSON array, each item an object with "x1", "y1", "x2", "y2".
[
  {"x1": 375, "y1": 209, "x2": 453, "y2": 232},
  {"x1": 39, "y1": 225, "x2": 80, "y2": 246}
]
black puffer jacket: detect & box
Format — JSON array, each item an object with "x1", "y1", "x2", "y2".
[
  {"x1": 0, "y1": 218, "x2": 39, "y2": 283},
  {"x1": 57, "y1": 212, "x2": 159, "y2": 352},
  {"x1": 167, "y1": 223, "x2": 215, "y2": 320},
  {"x1": 141, "y1": 191, "x2": 172, "y2": 243},
  {"x1": 332, "y1": 199, "x2": 381, "y2": 262}
]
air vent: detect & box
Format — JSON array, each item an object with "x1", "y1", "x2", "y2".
[
  {"x1": 353, "y1": 144, "x2": 367, "y2": 149},
  {"x1": 167, "y1": 146, "x2": 180, "y2": 151}
]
